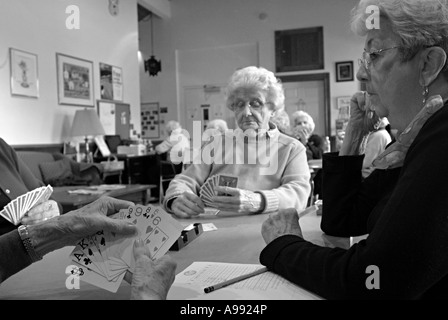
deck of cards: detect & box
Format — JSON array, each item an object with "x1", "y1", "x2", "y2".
[
  {"x1": 0, "y1": 185, "x2": 53, "y2": 225},
  {"x1": 68, "y1": 204, "x2": 184, "y2": 293},
  {"x1": 199, "y1": 174, "x2": 239, "y2": 214}
]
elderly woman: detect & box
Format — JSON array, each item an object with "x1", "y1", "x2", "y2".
[
  {"x1": 261, "y1": 0, "x2": 448, "y2": 299},
  {"x1": 164, "y1": 66, "x2": 311, "y2": 218},
  {"x1": 205, "y1": 119, "x2": 229, "y2": 133},
  {"x1": 290, "y1": 110, "x2": 322, "y2": 160}
]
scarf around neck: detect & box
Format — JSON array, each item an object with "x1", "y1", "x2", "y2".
[{"x1": 372, "y1": 95, "x2": 446, "y2": 170}]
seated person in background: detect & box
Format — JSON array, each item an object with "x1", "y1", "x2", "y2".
[
  {"x1": 260, "y1": 0, "x2": 448, "y2": 298},
  {"x1": 270, "y1": 109, "x2": 291, "y2": 135},
  {"x1": 164, "y1": 66, "x2": 311, "y2": 218},
  {"x1": 0, "y1": 138, "x2": 60, "y2": 236},
  {"x1": 0, "y1": 196, "x2": 176, "y2": 300},
  {"x1": 155, "y1": 120, "x2": 190, "y2": 174},
  {"x1": 205, "y1": 119, "x2": 229, "y2": 133},
  {"x1": 361, "y1": 117, "x2": 392, "y2": 178},
  {"x1": 291, "y1": 110, "x2": 321, "y2": 160}
]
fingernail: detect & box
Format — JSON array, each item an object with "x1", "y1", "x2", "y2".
[{"x1": 134, "y1": 238, "x2": 143, "y2": 247}]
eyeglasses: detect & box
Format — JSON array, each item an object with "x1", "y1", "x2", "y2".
[
  {"x1": 358, "y1": 46, "x2": 400, "y2": 71},
  {"x1": 232, "y1": 99, "x2": 266, "y2": 112}
]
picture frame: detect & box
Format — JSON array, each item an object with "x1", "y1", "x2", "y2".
[
  {"x1": 335, "y1": 61, "x2": 354, "y2": 82},
  {"x1": 56, "y1": 53, "x2": 94, "y2": 107},
  {"x1": 99, "y1": 62, "x2": 123, "y2": 102},
  {"x1": 9, "y1": 48, "x2": 39, "y2": 98},
  {"x1": 141, "y1": 102, "x2": 160, "y2": 138}
]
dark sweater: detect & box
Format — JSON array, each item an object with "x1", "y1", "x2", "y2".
[
  {"x1": 0, "y1": 138, "x2": 39, "y2": 282},
  {"x1": 260, "y1": 102, "x2": 448, "y2": 299}
]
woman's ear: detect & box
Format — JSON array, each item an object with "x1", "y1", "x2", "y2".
[{"x1": 420, "y1": 46, "x2": 447, "y2": 86}]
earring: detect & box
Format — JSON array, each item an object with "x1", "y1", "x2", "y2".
[{"x1": 422, "y1": 85, "x2": 429, "y2": 106}]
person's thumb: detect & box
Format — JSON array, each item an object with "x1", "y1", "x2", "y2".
[{"x1": 101, "y1": 217, "x2": 138, "y2": 238}]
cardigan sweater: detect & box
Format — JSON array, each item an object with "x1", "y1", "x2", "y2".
[
  {"x1": 164, "y1": 124, "x2": 311, "y2": 214},
  {"x1": 260, "y1": 101, "x2": 448, "y2": 299},
  {"x1": 0, "y1": 138, "x2": 41, "y2": 283}
]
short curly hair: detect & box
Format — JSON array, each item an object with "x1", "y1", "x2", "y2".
[
  {"x1": 225, "y1": 66, "x2": 285, "y2": 112},
  {"x1": 206, "y1": 119, "x2": 229, "y2": 133},
  {"x1": 351, "y1": 0, "x2": 448, "y2": 65},
  {"x1": 291, "y1": 110, "x2": 315, "y2": 133}
]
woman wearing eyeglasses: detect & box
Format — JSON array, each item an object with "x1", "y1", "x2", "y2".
[
  {"x1": 164, "y1": 66, "x2": 311, "y2": 218},
  {"x1": 261, "y1": 0, "x2": 448, "y2": 299}
]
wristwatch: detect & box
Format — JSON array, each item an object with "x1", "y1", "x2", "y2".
[{"x1": 18, "y1": 225, "x2": 42, "y2": 263}]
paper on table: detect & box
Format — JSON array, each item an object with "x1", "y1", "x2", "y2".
[{"x1": 167, "y1": 261, "x2": 322, "y2": 300}]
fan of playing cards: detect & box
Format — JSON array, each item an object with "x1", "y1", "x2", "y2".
[
  {"x1": 68, "y1": 204, "x2": 184, "y2": 293},
  {"x1": 199, "y1": 174, "x2": 239, "y2": 212},
  {"x1": 0, "y1": 185, "x2": 53, "y2": 225}
]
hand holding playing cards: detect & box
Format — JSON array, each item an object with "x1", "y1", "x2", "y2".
[
  {"x1": 171, "y1": 192, "x2": 205, "y2": 218},
  {"x1": 128, "y1": 239, "x2": 176, "y2": 300},
  {"x1": 213, "y1": 187, "x2": 265, "y2": 214},
  {"x1": 28, "y1": 197, "x2": 138, "y2": 257},
  {"x1": 21, "y1": 200, "x2": 60, "y2": 225}
]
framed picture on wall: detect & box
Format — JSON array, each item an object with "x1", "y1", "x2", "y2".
[
  {"x1": 335, "y1": 61, "x2": 354, "y2": 82},
  {"x1": 99, "y1": 62, "x2": 123, "y2": 102},
  {"x1": 9, "y1": 48, "x2": 39, "y2": 98},
  {"x1": 141, "y1": 102, "x2": 160, "y2": 138},
  {"x1": 56, "y1": 53, "x2": 94, "y2": 107}
]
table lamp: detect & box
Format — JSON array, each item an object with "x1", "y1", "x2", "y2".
[{"x1": 71, "y1": 108, "x2": 106, "y2": 163}]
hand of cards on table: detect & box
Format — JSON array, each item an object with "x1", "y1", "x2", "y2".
[
  {"x1": 0, "y1": 185, "x2": 53, "y2": 225},
  {"x1": 68, "y1": 204, "x2": 184, "y2": 293},
  {"x1": 199, "y1": 174, "x2": 238, "y2": 215}
]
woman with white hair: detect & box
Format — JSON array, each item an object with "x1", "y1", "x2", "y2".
[
  {"x1": 361, "y1": 117, "x2": 392, "y2": 178},
  {"x1": 291, "y1": 110, "x2": 323, "y2": 160},
  {"x1": 205, "y1": 119, "x2": 229, "y2": 133},
  {"x1": 261, "y1": 0, "x2": 448, "y2": 299},
  {"x1": 155, "y1": 120, "x2": 190, "y2": 170},
  {"x1": 164, "y1": 66, "x2": 310, "y2": 218},
  {"x1": 291, "y1": 110, "x2": 315, "y2": 143}
]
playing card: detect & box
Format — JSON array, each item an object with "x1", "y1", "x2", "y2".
[
  {"x1": 217, "y1": 174, "x2": 238, "y2": 196},
  {"x1": 68, "y1": 204, "x2": 183, "y2": 292},
  {"x1": 69, "y1": 262, "x2": 125, "y2": 293}
]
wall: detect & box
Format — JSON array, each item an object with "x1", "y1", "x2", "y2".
[
  {"x1": 0, "y1": 0, "x2": 141, "y2": 145},
  {"x1": 139, "y1": 0, "x2": 364, "y2": 137}
]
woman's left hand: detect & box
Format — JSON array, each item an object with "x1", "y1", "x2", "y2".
[
  {"x1": 213, "y1": 187, "x2": 264, "y2": 214},
  {"x1": 22, "y1": 200, "x2": 60, "y2": 225}
]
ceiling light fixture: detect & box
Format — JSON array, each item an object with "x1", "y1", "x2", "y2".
[{"x1": 144, "y1": 12, "x2": 161, "y2": 76}]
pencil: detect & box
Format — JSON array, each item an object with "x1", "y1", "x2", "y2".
[{"x1": 203, "y1": 266, "x2": 268, "y2": 293}]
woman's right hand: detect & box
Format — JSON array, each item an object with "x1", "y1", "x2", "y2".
[
  {"x1": 171, "y1": 192, "x2": 205, "y2": 218},
  {"x1": 347, "y1": 91, "x2": 381, "y2": 135},
  {"x1": 339, "y1": 91, "x2": 382, "y2": 156}
]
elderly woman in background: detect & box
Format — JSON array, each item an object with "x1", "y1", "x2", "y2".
[
  {"x1": 164, "y1": 66, "x2": 310, "y2": 218},
  {"x1": 155, "y1": 120, "x2": 190, "y2": 173},
  {"x1": 206, "y1": 119, "x2": 229, "y2": 133},
  {"x1": 261, "y1": 0, "x2": 448, "y2": 299},
  {"x1": 291, "y1": 110, "x2": 322, "y2": 160},
  {"x1": 361, "y1": 116, "x2": 392, "y2": 178}
]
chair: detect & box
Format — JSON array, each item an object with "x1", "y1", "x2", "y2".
[{"x1": 158, "y1": 160, "x2": 178, "y2": 205}]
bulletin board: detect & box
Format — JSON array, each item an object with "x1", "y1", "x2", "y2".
[{"x1": 141, "y1": 102, "x2": 160, "y2": 138}]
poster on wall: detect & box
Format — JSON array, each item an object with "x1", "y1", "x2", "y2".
[
  {"x1": 100, "y1": 63, "x2": 123, "y2": 102},
  {"x1": 141, "y1": 102, "x2": 160, "y2": 138},
  {"x1": 56, "y1": 53, "x2": 94, "y2": 107},
  {"x1": 9, "y1": 48, "x2": 39, "y2": 98}
]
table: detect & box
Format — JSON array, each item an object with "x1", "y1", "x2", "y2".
[
  {"x1": 0, "y1": 211, "x2": 349, "y2": 300},
  {"x1": 52, "y1": 185, "x2": 157, "y2": 213}
]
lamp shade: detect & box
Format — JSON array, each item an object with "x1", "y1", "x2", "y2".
[{"x1": 71, "y1": 109, "x2": 106, "y2": 137}]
